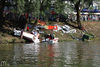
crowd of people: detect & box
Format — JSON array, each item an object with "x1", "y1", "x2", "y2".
[{"x1": 68, "y1": 14, "x2": 100, "y2": 22}]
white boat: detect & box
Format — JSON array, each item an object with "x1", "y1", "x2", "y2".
[
  {"x1": 42, "y1": 38, "x2": 59, "y2": 44},
  {"x1": 21, "y1": 31, "x2": 40, "y2": 43},
  {"x1": 49, "y1": 38, "x2": 59, "y2": 44}
]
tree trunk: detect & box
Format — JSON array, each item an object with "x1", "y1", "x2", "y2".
[
  {"x1": 76, "y1": 7, "x2": 82, "y2": 29},
  {"x1": 75, "y1": 0, "x2": 82, "y2": 29},
  {"x1": 0, "y1": 0, "x2": 5, "y2": 28}
]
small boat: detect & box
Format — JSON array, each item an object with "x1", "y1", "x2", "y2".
[
  {"x1": 21, "y1": 31, "x2": 40, "y2": 43},
  {"x1": 42, "y1": 34, "x2": 59, "y2": 44},
  {"x1": 49, "y1": 38, "x2": 59, "y2": 44},
  {"x1": 42, "y1": 37, "x2": 59, "y2": 44}
]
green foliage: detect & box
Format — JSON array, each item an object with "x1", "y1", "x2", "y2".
[
  {"x1": 69, "y1": 0, "x2": 93, "y2": 10},
  {"x1": 24, "y1": 0, "x2": 35, "y2": 13},
  {"x1": 33, "y1": 0, "x2": 40, "y2": 18},
  {"x1": 16, "y1": 0, "x2": 67, "y2": 19},
  {"x1": 54, "y1": 0, "x2": 66, "y2": 14},
  {"x1": 17, "y1": 0, "x2": 25, "y2": 14},
  {"x1": 39, "y1": 0, "x2": 51, "y2": 19}
]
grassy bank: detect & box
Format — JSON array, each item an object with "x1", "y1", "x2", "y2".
[
  {"x1": 83, "y1": 22, "x2": 100, "y2": 37},
  {"x1": 0, "y1": 22, "x2": 100, "y2": 43},
  {"x1": 0, "y1": 32, "x2": 25, "y2": 44}
]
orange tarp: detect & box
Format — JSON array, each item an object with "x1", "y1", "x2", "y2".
[{"x1": 48, "y1": 26, "x2": 58, "y2": 30}]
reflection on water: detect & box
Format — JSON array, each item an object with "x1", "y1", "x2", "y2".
[{"x1": 0, "y1": 41, "x2": 100, "y2": 67}]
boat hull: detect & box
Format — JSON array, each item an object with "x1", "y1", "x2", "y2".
[{"x1": 21, "y1": 31, "x2": 40, "y2": 43}]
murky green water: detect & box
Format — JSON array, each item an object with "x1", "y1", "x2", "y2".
[{"x1": 0, "y1": 41, "x2": 100, "y2": 67}]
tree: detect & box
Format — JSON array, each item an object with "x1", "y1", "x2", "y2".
[
  {"x1": 0, "y1": 0, "x2": 5, "y2": 27},
  {"x1": 17, "y1": 0, "x2": 25, "y2": 14},
  {"x1": 69, "y1": 0, "x2": 93, "y2": 29},
  {"x1": 38, "y1": 0, "x2": 51, "y2": 20},
  {"x1": 55, "y1": 0, "x2": 66, "y2": 14},
  {"x1": 33, "y1": 0, "x2": 40, "y2": 19}
]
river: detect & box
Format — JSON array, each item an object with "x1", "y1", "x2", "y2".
[{"x1": 0, "y1": 41, "x2": 100, "y2": 67}]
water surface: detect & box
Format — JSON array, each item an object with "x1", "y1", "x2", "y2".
[{"x1": 0, "y1": 41, "x2": 100, "y2": 67}]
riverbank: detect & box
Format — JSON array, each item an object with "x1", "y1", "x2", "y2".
[
  {"x1": 0, "y1": 32, "x2": 25, "y2": 44},
  {"x1": 83, "y1": 22, "x2": 100, "y2": 39},
  {"x1": 0, "y1": 22, "x2": 100, "y2": 43}
]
